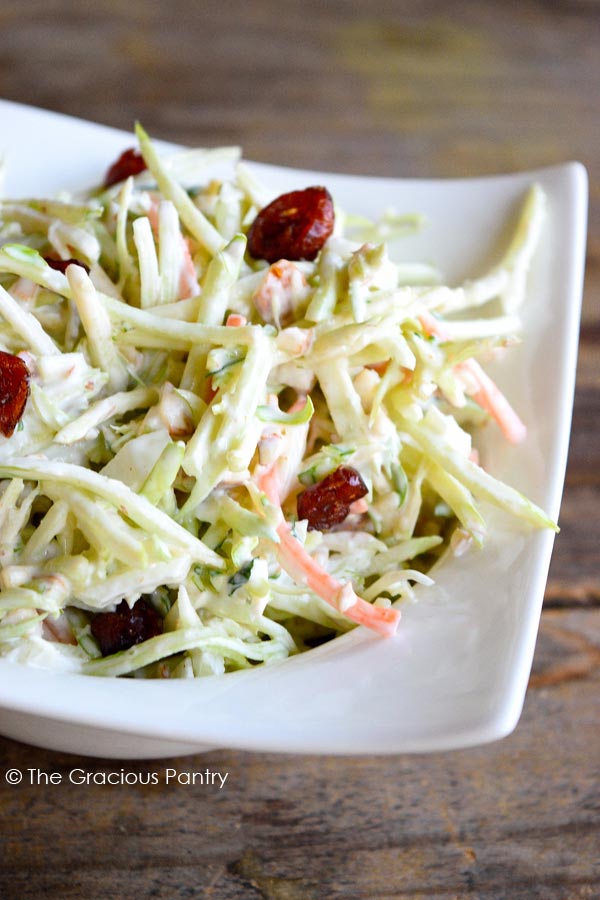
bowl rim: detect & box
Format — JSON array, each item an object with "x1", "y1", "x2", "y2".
[{"x1": 0, "y1": 100, "x2": 588, "y2": 754}]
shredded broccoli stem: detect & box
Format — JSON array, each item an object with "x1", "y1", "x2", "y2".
[{"x1": 0, "y1": 126, "x2": 554, "y2": 678}]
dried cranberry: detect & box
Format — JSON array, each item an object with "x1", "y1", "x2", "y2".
[
  {"x1": 247, "y1": 186, "x2": 334, "y2": 263},
  {"x1": 0, "y1": 351, "x2": 30, "y2": 437},
  {"x1": 90, "y1": 598, "x2": 163, "y2": 657},
  {"x1": 44, "y1": 256, "x2": 90, "y2": 275},
  {"x1": 103, "y1": 148, "x2": 147, "y2": 188},
  {"x1": 297, "y1": 465, "x2": 368, "y2": 531}
]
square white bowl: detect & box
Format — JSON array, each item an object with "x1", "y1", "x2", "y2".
[{"x1": 0, "y1": 100, "x2": 587, "y2": 758}]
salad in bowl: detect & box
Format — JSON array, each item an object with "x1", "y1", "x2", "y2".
[{"x1": 0, "y1": 122, "x2": 556, "y2": 683}]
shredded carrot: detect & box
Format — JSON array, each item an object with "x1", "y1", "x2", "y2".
[
  {"x1": 419, "y1": 312, "x2": 526, "y2": 444},
  {"x1": 418, "y1": 310, "x2": 451, "y2": 341},
  {"x1": 178, "y1": 237, "x2": 199, "y2": 299},
  {"x1": 455, "y1": 359, "x2": 526, "y2": 444},
  {"x1": 257, "y1": 465, "x2": 400, "y2": 637},
  {"x1": 225, "y1": 313, "x2": 247, "y2": 327}
]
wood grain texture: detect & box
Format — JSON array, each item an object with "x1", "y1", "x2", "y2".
[
  {"x1": 1, "y1": 610, "x2": 599, "y2": 900},
  {"x1": 0, "y1": 1, "x2": 598, "y2": 898}
]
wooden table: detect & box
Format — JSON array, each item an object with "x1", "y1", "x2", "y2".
[{"x1": 0, "y1": 2, "x2": 598, "y2": 897}]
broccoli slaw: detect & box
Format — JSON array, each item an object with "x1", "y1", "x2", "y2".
[{"x1": 0, "y1": 125, "x2": 555, "y2": 678}]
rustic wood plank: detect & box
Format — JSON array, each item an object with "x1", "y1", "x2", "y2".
[
  {"x1": 0, "y1": 609, "x2": 598, "y2": 900},
  {"x1": 545, "y1": 339, "x2": 600, "y2": 605}
]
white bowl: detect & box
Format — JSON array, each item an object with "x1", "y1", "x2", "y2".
[{"x1": 0, "y1": 100, "x2": 587, "y2": 758}]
